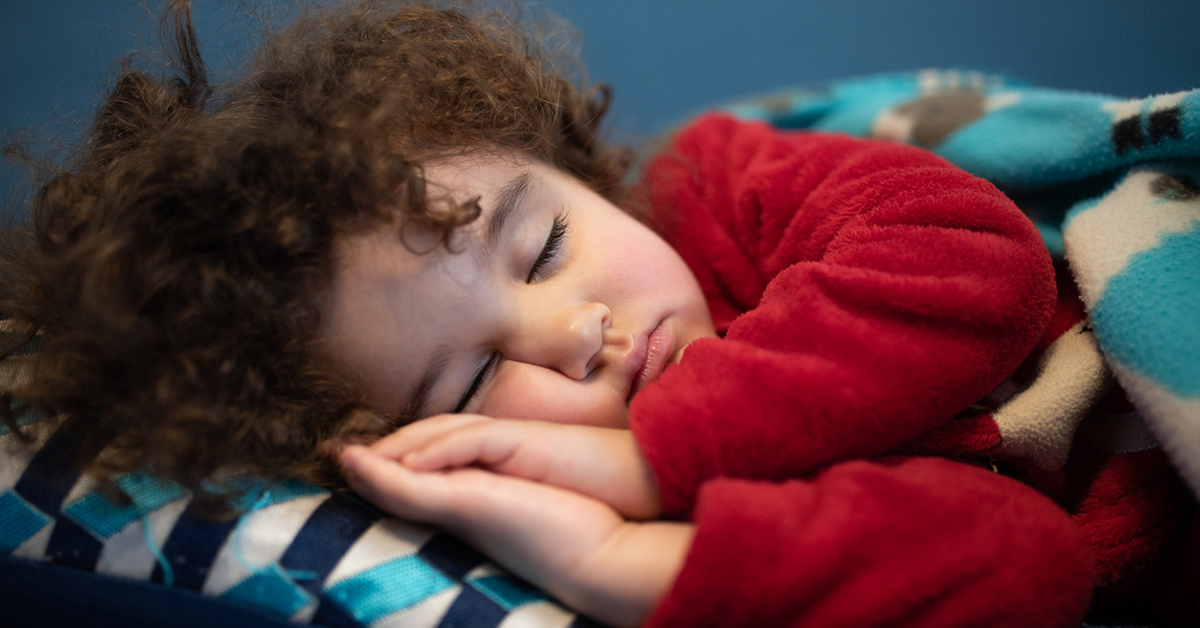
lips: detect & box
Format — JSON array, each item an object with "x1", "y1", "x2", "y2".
[{"x1": 628, "y1": 321, "x2": 673, "y2": 401}]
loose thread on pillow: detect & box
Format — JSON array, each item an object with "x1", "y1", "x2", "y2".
[
  {"x1": 230, "y1": 490, "x2": 318, "y2": 582},
  {"x1": 231, "y1": 490, "x2": 271, "y2": 576},
  {"x1": 141, "y1": 512, "x2": 174, "y2": 587}
]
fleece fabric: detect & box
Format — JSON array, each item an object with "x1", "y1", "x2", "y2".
[{"x1": 627, "y1": 114, "x2": 1094, "y2": 628}]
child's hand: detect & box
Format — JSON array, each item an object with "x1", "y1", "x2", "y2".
[
  {"x1": 366, "y1": 414, "x2": 662, "y2": 520},
  {"x1": 339, "y1": 444, "x2": 693, "y2": 628}
]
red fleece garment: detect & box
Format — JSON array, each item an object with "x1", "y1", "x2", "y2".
[
  {"x1": 625, "y1": 115, "x2": 1088, "y2": 627},
  {"x1": 645, "y1": 458, "x2": 1093, "y2": 628},
  {"x1": 629, "y1": 114, "x2": 1056, "y2": 515}
]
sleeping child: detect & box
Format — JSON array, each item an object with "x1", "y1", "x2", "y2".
[
  {"x1": 330, "y1": 115, "x2": 1095, "y2": 627},
  {"x1": 2, "y1": 0, "x2": 1189, "y2": 625}
]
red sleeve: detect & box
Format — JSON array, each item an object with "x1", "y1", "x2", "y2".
[
  {"x1": 645, "y1": 457, "x2": 1094, "y2": 628},
  {"x1": 628, "y1": 114, "x2": 1056, "y2": 515}
]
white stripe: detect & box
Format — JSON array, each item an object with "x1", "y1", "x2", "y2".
[
  {"x1": 371, "y1": 586, "x2": 461, "y2": 628},
  {"x1": 985, "y1": 92, "x2": 1021, "y2": 112},
  {"x1": 497, "y1": 602, "x2": 576, "y2": 628},
  {"x1": 202, "y1": 493, "x2": 328, "y2": 596},
  {"x1": 325, "y1": 518, "x2": 437, "y2": 587},
  {"x1": 1063, "y1": 167, "x2": 1200, "y2": 306},
  {"x1": 11, "y1": 519, "x2": 54, "y2": 560},
  {"x1": 61, "y1": 473, "x2": 99, "y2": 507},
  {"x1": 465, "y1": 563, "x2": 504, "y2": 580},
  {"x1": 870, "y1": 109, "x2": 916, "y2": 144},
  {"x1": 994, "y1": 320, "x2": 1109, "y2": 470},
  {"x1": 1109, "y1": 363, "x2": 1200, "y2": 501},
  {"x1": 95, "y1": 497, "x2": 190, "y2": 580},
  {"x1": 1151, "y1": 91, "x2": 1188, "y2": 111},
  {"x1": 1101, "y1": 98, "x2": 1145, "y2": 122},
  {"x1": 918, "y1": 69, "x2": 941, "y2": 94}
]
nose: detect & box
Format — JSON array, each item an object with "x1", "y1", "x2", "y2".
[{"x1": 505, "y1": 301, "x2": 610, "y2": 379}]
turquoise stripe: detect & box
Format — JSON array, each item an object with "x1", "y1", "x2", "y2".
[
  {"x1": 61, "y1": 473, "x2": 185, "y2": 539},
  {"x1": 220, "y1": 563, "x2": 315, "y2": 620},
  {"x1": 0, "y1": 489, "x2": 52, "y2": 553},
  {"x1": 0, "y1": 405, "x2": 42, "y2": 437},
  {"x1": 324, "y1": 555, "x2": 454, "y2": 624},
  {"x1": 1091, "y1": 221, "x2": 1200, "y2": 397},
  {"x1": 470, "y1": 574, "x2": 547, "y2": 611},
  {"x1": 936, "y1": 90, "x2": 1117, "y2": 187}
]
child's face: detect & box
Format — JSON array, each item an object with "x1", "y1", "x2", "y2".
[{"x1": 319, "y1": 153, "x2": 716, "y2": 428}]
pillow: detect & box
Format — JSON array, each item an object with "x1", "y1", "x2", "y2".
[{"x1": 0, "y1": 411, "x2": 595, "y2": 627}]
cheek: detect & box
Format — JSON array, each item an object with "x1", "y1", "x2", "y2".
[
  {"x1": 602, "y1": 224, "x2": 696, "y2": 299},
  {"x1": 475, "y1": 364, "x2": 629, "y2": 428}
]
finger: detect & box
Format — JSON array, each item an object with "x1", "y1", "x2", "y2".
[
  {"x1": 369, "y1": 413, "x2": 492, "y2": 460},
  {"x1": 401, "y1": 422, "x2": 530, "y2": 472},
  {"x1": 340, "y1": 444, "x2": 447, "y2": 523},
  {"x1": 342, "y1": 445, "x2": 545, "y2": 533}
]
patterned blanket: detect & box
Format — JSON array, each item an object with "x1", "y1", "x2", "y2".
[
  {"x1": 724, "y1": 69, "x2": 1200, "y2": 500},
  {"x1": 0, "y1": 408, "x2": 592, "y2": 627}
]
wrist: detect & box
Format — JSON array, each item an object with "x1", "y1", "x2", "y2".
[
  {"x1": 611, "y1": 428, "x2": 664, "y2": 520},
  {"x1": 566, "y1": 521, "x2": 695, "y2": 628}
]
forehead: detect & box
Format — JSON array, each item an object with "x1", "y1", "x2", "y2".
[{"x1": 424, "y1": 152, "x2": 531, "y2": 199}]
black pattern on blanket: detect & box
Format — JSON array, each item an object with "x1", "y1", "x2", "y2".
[{"x1": 723, "y1": 70, "x2": 1200, "y2": 500}]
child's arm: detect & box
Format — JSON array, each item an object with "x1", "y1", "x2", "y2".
[
  {"x1": 343, "y1": 439, "x2": 1094, "y2": 627},
  {"x1": 339, "y1": 442, "x2": 691, "y2": 628},
  {"x1": 629, "y1": 113, "x2": 1058, "y2": 515}
]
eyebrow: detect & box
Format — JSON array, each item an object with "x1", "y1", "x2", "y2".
[{"x1": 484, "y1": 172, "x2": 533, "y2": 252}]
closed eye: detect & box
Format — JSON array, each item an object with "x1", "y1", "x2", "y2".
[
  {"x1": 453, "y1": 215, "x2": 566, "y2": 412},
  {"x1": 454, "y1": 352, "x2": 500, "y2": 413},
  {"x1": 526, "y1": 214, "x2": 568, "y2": 283}
]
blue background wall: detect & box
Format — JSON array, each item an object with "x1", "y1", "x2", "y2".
[{"x1": 3, "y1": 0, "x2": 1199, "y2": 211}]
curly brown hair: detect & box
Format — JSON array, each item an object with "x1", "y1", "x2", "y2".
[{"x1": 0, "y1": 0, "x2": 632, "y2": 495}]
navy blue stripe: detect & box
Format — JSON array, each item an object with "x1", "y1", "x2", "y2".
[
  {"x1": 44, "y1": 517, "x2": 103, "y2": 570},
  {"x1": 436, "y1": 585, "x2": 505, "y2": 628},
  {"x1": 418, "y1": 533, "x2": 487, "y2": 581},
  {"x1": 280, "y1": 492, "x2": 379, "y2": 588},
  {"x1": 13, "y1": 423, "x2": 85, "y2": 515},
  {"x1": 152, "y1": 504, "x2": 237, "y2": 589},
  {"x1": 1, "y1": 554, "x2": 298, "y2": 628}
]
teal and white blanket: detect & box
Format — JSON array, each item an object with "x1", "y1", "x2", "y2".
[
  {"x1": 0, "y1": 410, "x2": 592, "y2": 627},
  {"x1": 725, "y1": 70, "x2": 1200, "y2": 498}
]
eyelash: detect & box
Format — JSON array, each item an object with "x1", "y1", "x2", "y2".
[
  {"x1": 454, "y1": 353, "x2": 499, "y2": 413},
  {"x1": 526, "y1": 214, "x2": 568, "y2": 283},
  {"x1": 456, "y1": 214, "x2": 569, "y2": 412}
]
